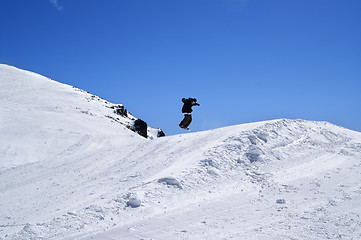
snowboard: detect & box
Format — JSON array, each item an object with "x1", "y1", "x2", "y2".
[{"x1": 178, "y1": 125, "x2": 190, "y2": 131}]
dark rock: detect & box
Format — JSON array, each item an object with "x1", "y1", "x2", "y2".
[
  {"x1": 114, "y1": 105, "x2": 127, "y2": 117},
  {"x1": 134, "y1": 119, "x2": 147, "y2": 138},
  {"x1": 157, "y1": 129, "x2": 165, "y2": 137}
]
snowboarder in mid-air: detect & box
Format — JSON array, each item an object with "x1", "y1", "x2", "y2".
[{"x1": 179, "y1": 98, "x2": 200, "y2": 130}]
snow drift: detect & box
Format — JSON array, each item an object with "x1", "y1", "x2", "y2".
[{"x1": 1, "y1": 65, "x2": 361, "y2": 240}]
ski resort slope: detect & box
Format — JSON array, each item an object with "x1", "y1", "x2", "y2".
[{"x1": 1, "y1": 65, "x2": 361, "y2": 240}]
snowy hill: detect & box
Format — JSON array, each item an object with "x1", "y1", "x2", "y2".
[
  {"x1": 0, "y1": 65, "x2": 163, "y2": 171},
  {"x1": 1, "y1": 65, "x2": 361, "y2": 240}
]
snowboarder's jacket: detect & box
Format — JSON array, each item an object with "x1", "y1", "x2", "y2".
[{"x1": 182, "y1": 98, "x2": 200, "y2": 114}]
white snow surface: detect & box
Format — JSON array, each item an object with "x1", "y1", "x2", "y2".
[{"x1": 1, "y1": 64, "x2": 361, "y2": 240}]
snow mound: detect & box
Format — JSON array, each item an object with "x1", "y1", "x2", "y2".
[{"x1": 158, "y1": 177, "x2": 182, "y2": 189}]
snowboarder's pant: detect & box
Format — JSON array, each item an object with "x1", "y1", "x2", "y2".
[{"x1": 179, "y1": 113, "x2": 192, "y2": 128}]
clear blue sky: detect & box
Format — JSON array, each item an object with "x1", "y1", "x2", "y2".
[{"x1": 1, "y1": 0, "x2": 360, "y2": 135}]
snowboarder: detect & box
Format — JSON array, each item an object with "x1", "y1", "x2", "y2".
[{"x1": 179, "y1": 98, "x2": 200, "y2": 130}]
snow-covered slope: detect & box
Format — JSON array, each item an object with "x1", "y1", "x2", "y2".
[
  {"x1": 1, "y1": 65, "x2": 361, "y2": 240},
  {"x1": 0, "y1": 65, "x2": 163, "y2": 171}
]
